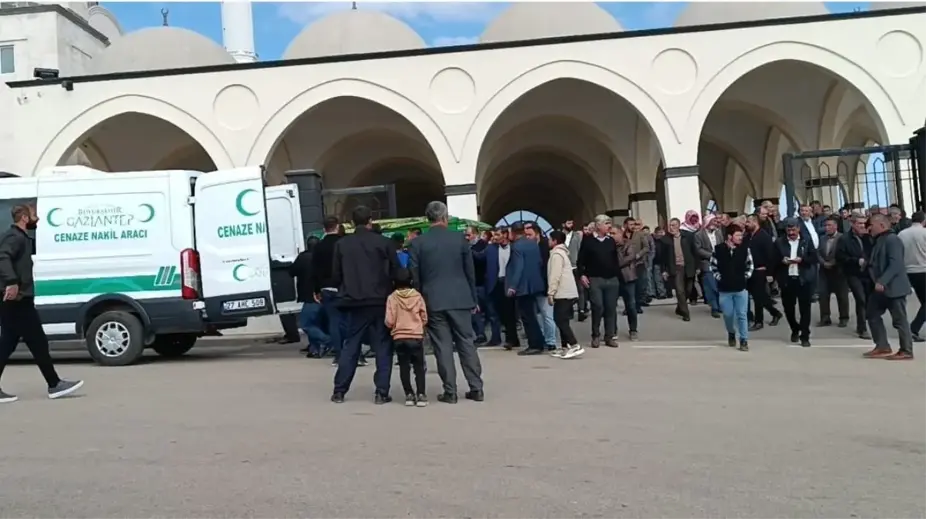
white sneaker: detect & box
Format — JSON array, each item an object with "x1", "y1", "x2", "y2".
[
  {"x1": 561, "y1": 345, "x2": 585, "y2": 359},
  {"x1": 550, "y1": 347, "x2": 566, "y2": 358}
]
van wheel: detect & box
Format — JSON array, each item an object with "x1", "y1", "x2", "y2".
[
  {"x1": 85, "y1": 311, "x2": 145, "y2": 366},
  {"x1": 151, "y1": 334, "x2": 197, "y2": 358}
]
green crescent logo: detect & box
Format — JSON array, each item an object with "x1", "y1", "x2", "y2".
[
  {"x1": 235, "y1": 189, "x2": 259, "y2": 217},
  {"x1": 232, "y1": 264, "x2": 247, "y2": 282},
  {"x1": 138, "y1": 203, "x2": 155, "y2": 223},
  {"x1": 46, "y1": 208, "x2": 62, "y2": 227}
]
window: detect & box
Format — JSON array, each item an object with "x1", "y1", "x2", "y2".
[
  {"x1": 0, "y1": 45, "x2": 14, "y2": 74},
  {"x1": 495, "y1": 210, "x2": 553, "y2": 235}
]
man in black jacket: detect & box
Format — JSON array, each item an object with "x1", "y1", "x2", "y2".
[
  {"x1": 835, "y1": 215, "x2": 873, "y2": 339},
  {"x1": 312, "y1": 216, "x2": 350, "y2": 366},
  {"x1": 745, "y1": 214, "x2": 781, "y2": 330},
  {"x1": 658, "y1": 218, "x2": 697, "y2": 322},
  {"x1": 290, "y1": 236, "x2": 328, "y2": 358},
  {"x1": 330, "y1": 206, "x2": 400, "y2": 405},
  {"x1": 0, "y1": 203, "x2": 83, "y2": 403},
  {"x1": 773, "y1": 218, "x2": 819, "y2": 347}
]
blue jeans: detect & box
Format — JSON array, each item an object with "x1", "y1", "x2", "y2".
[
  {"x1": 719, "y1": 290, "x2": 750, "y2": 340},
  {"x1": 320, "y1": 290, "x2": 345, "y2": 356},
  {"x1": 619, "y1": 280, "x2": 638, "y2": 332},
  {"x1": 472, "y1": 286, "x2": 500, "y2": 343},
  {"x1": 702, "y1": 271, "x2": 721, "y2": 313},
  {"x1": 299, "y1": 302, "x2": 329, "y2": 355},
  {"x1": 535, "y1": 294, "x2": 556, "y2": 347}
]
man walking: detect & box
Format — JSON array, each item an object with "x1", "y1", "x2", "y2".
[
  {"x1": 659, "y1": 218, "x2": 696, "y2": 322},
  {"x1": 744, "y1": 214, "x2": 781, "y2": 330},
  {"x1": 562, "y1": 220, "x2": 585, "y2": 320},
  {"x1": 505, "y1": 222, "x2": 547, "y2": 355},
  {"x1": 577, "y1": 215, "x2": 621, "y2": 347},
  {"x1": 898, "y1": 211, "x2": 926, "y2": 342},
  {"x1": 465, "y1": 226, "x2": 496, "y2": 345},
  {"x1": 525, "y1": 223, "x2": 556, "y2": 349},
  {"x1": 817, "y1": 216, "x2": 850, "y2": 328},
  {"x1": 0, "y1": 203, "x2": 83, "y2": 403},
  {"x1": 408, "y1": 201, "x2": 484, "y2": 402},
  {"x1": 710, "y1": 223, "x2": 754, "y2": 351},
  {"x1": 835, "y1": 215, "x2": 873, "y2": 339},
  {"x1": 695, "y1": 215, "x2": 724, "y2": 318},
  {"x1": 863, "y1": 214, "x2": 915, "y2": 360},
  {"x1": 330, "y1": 206, "x2": 400, "y2": 404},
  {"x1": 481, "y1": 227, "x2": 517, "y2": 349},
  {"x1": 774, "y1": 219, "x2": 818, "y2": 347}
]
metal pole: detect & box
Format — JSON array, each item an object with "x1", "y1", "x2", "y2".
[
  {"x1": 913, "y1": 126, "x2": 925, "y2": 212},
  {"x1": 782, "y1": 153, "x2": 797, "y2": 217}
]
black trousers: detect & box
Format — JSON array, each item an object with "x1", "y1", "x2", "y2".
[
  {"x1": 0, "y1": 297, "x2": 61, "y2": 387},
  {"x1": 907, "y1": 272, "x2": 925, "y2": 336},
  {"x1": 781, "y1": 277, "x2": 813, "y2": 341},
  {"x1": 552, "y1": 299, "x2": 578, "y2": 346},
  {"x1": 394, "y1": 338, "x2": 426, "y2": 396},
  {"x1": 279, "y1": 313, "x2": 301, "y2": 342},
  {"x1": 818, "y1": 267, "x2": 849, "y2": 322},
  {"x1": 573, "y1": 269, "x2": 588, "y2": 312},
  {"x1": 846, "y1": 276, "x2": 871, "y2": 334},
  {"x1": 491, "y1": 281, "x2": 518, "y2": 346},
  {"x1": 333, "y1": 306, "x2": 392, "y2": 396},
  {"x1": 748, "y1": 270, "x2": 780, "y2": 323}
]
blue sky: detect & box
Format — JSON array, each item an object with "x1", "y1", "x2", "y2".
[{"x1": 103, "y1": 2, "x2": 872, "y2": 61}]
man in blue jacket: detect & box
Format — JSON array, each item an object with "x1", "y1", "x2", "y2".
[
  {"x1": 481, "y1": 228, "x2": 517, "y2": 348},
  {"x1": 505, "y1": 222, "x2": 546, "y2": 355}
]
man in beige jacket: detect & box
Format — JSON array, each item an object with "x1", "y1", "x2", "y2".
[{"x1": 547, "y1": 231, "x2": 584, "y2": 359}]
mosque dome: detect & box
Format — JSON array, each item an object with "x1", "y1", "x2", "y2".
[
  {"x1": 88, "y1": 27, "x2": 236, "y2": 75},
  {"x1": 480, "y1": 3, "x2": 622, "y2": 43},
  {"x1": 86, "y1": 4, "x2": 123, "y2": 41},
  {"x1": 674, "y1": 2, "x2": 830, "y2": 27},
  {"x1": 282, "y1": 10, "x2": 425, "y2": 60}
]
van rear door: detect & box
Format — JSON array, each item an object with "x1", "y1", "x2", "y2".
[
  {"x1": 193, "y1": 166, "x2": 274, "y2": 319},
  {"x1": 265, "y1": 184, "x2": 305, "y2": 315}
]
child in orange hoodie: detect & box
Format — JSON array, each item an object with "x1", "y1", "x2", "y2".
[{"x1": 385, "y1": 269, "x2": 429, "y2": 407}]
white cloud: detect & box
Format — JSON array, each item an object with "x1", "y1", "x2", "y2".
[
  {"x1": 277, "y1": 2, "x2": 506, "y2": 26},
  {"x1": 431, "y1": 35, "x2": 480, "y2": 47}
]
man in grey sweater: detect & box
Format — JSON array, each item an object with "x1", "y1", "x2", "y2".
[
  {"x1": 863, "y1": 214, "x2": 915, "y2": 360},
  {"x1": 898, "y1": 211, "x2": 926, "y2": 342}
]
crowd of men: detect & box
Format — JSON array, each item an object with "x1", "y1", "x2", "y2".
[{"x1": 285, "y1": 197, "x2": 924, "y2": 404}]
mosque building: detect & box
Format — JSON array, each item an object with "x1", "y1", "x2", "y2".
[{"x1": 2, "y1": 1, "x2": 925, "y2": 226}]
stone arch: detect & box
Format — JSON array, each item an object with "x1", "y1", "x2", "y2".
[
  {"x1": 35, "y1": 95, "x2": 231, "y2": 173},
  {"x1": 248, "y1": 79, "x2": 455, "y2": 183},
  {"x1": 461, "y1": 60, "x2": 677, "y2": 174},
  {"x1": 699, "y1": 134, "x2": 758, "y2": 196},
  {"x1": 686, "y1": 42, "x2": 900, "y2": 161}
]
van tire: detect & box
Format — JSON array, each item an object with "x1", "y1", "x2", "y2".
[
  {"x1": 151, "y1": 334, "x2": 197, "y2": 358},
  {"x1": 85, "y1": 311, "x2": 145, "y2": 366}
]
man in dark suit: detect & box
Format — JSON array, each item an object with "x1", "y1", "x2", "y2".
[
  {"x1": 658, "y1": 218, "x2": 697, "y2": 322},
  {"x1": 312, "y1": 216, "x2": 349, "y2": 366},
  {"x1": 408, "y1": 202, "x2": 484, "y2": 403},
  {"x1": 863, "y1": 214, "x2": 914, "y2": 360},
  {"x1": 505, "y1": 222, "x2": 547, "y2": 355},
  {"x1": 330, "y1": 206, "x2": 400, "y2": 405},
  {"x1": 773, "y1": 218, "x2": 819, "y2": 347},
  {"x1": 744, "y1": 214, "x2": 781, "y2": 330},
  {"x1": 835, "y1": 215, "x2": 873, "y2": 339},
  {"x1": 817, "y1": 216, "x2": 849, "y2": 327},
  {"x1": 465, "y1": 226, "x2": 497, "y2": 345},
  {"x1": 480, "y1": 228, "x2": 517, "y2": 348}
]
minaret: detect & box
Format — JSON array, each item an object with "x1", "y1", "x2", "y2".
[{"x1": 221, "y1": 1, "x2": 257, "y2": 63}]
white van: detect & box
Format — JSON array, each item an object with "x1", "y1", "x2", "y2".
[{"x1": 0, "y1": 166, "x2": 302, "y2": 366}]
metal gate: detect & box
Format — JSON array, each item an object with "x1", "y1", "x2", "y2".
[
  {"x1": 782, "y1": 126, "x2": 925, "y2": 218},
  {"x1": 321, "y1": 184, "x2": 397, "y2": 221}
]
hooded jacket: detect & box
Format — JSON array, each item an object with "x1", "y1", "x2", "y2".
[{"x1": 385, "y1": 288, "x2": 428, "y2": 340}]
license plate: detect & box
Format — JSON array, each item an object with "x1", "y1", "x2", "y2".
[{"x1": 222, "y1": 298, "x2": 266, "y2": 312}]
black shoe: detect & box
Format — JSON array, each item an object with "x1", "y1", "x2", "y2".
[
  {"x1": 749, "y1": 322, "x2": 764, "y2": 332},
  {"x1": 405, "y1": 393, "x2": 416, "y2": 407},
  {"x1": 790, "y1": 332, "x2": 799, "y2": 344},
  {"x1": 817, "y1": 319, "x2": 832, "y2": 327},
  {"x1": 837, "y1": 319, "x2": 849, "y2": 328},
  {"x1": 374, "y1": 393, "x2": 392, "y2": 405},
  {"x1": 711, "y1": 311, "x2": 722, "y2": 319},
  {"x1": 913, "y1": 333, "x2": 925, "y2": 343},
  {"x1": 636, "y1": 308, "x2": 644, "y2": 314},
  {"x1": 738, "y1": 340, "x2": 749, "y2": 352},
  {"x1": 727, "y1": 333, "x2": 736, "y2": 347},
  {"x1": 769, "y1": 315, "x2": 781, "y2": 326},
  {"x1": 682, "y1": 316, "x2": 691, "y2": 322},
  {"x1": 357, "y1": 357, "x2": 368, "y2": 367},
  {"x1": 437, "y1": 392, "x2": 458, "y2": 404},
  {"x1": 590, "y1": 337, "x2": 600, "y2": 348},
  {"x1": 517, "y1": 348, "x2": 543, "y2": 356},
  {"x1": 465, "y1": 390, "x2": 484, "y2": 402},
  {"x1": 475, "y1": 336, "x2": 487, "y2": 346},
  {"x1": 577, "y1": 311, "x2": 588, "y2": 322},
  {"x1": 858, "y1": 330, "x2": 871, "y2": 340},
  {"x1": 330, "y1": 392, "x2": 345, "y2": 404},
  {"x1": 800, "y1": 339, "x2": 811, "y2": 348}
]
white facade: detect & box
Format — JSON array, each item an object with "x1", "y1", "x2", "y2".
[{"x1": 3, "y1": 3, "x2": 926, "y2": 226}]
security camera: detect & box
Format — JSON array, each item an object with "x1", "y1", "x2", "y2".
[{"x1": 33, "y1": 68, "x2": 60, "y2": 80}]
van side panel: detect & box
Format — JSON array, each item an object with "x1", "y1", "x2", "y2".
[{"x1": 34, "y1": 171, "x2": 187, "y2": 311}]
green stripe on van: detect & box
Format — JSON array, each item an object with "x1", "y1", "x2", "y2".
[{"x1": 35, "y1": 267, "x2": 180, "y2": 297}]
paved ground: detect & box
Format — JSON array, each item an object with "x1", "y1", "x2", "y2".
[{"x1": 1, "y1": 300, "x2": 925, "y2": 518}]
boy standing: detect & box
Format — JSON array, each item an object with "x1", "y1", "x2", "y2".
[
  {"x1": 385, "y1": 270, "x2": 429, "y2": 406},
  {"x1": 710, "y1": 224, "x2": 754, "y2": 351}
]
